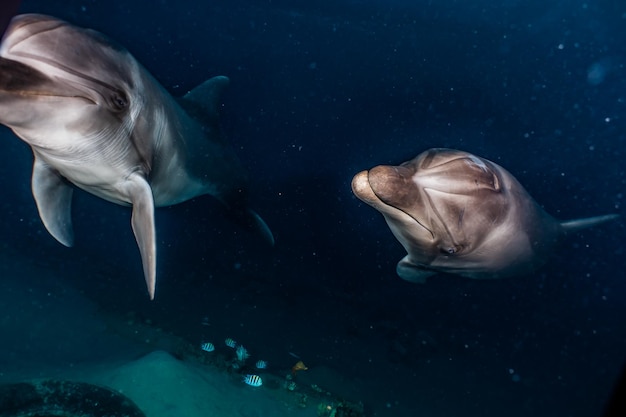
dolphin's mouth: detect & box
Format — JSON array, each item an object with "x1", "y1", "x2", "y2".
[
  {"x1": 13, "y1": 90, "x2": 96, "y2": 104},
  {"x1": 374, "y1": 193, "x2": 435, "y2": 240},
  {"x1": 366, "y1": 168, "x2": 435, "y2": 240},
  {"x1": 351, "y1": 169, "x2": 434, "y2": 240},
  {"x1": 0, "y1": 56, "x2": 97, "y2": 103}
]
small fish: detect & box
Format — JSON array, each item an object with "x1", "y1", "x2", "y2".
[
  {"x1": 225, "y1": 338, "x2": 237, "y2": 348},
  {"x1": 291, "y1": 360, "x2": 308, "y2": 376},
  {"x1": 201, "y1": 342, "x2": 215, "y2": 352},
  {"x1": 243, "y1": 374, "x2": 263, "y2": 387},
  {"x1": 236, "y1": 345, "x2": 250, "y2": 362},
  {"x1": 255, "y1": 360, "x2": 268, "y2": 369}
]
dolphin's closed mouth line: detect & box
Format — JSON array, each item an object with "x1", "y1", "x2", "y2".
[
  {"x1": 408, "y1": 210, "x2": 434, "y2": 240},
  {"x1": 10, "y1": 50, "x2": 122, "y2": 97},
  {"x1": 366, "y1": 170, "x2": 434, "y2": 239},
  {"x1": 14, "y1": 90, "x2": 95, "y2": 104}
]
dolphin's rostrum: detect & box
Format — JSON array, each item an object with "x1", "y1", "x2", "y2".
[
  {"x1": 0, "y1": 14, "x2": 274, "y2": 299},
  {"x1": 352, "y1": 148, "x2": 618, "y2": 283}
]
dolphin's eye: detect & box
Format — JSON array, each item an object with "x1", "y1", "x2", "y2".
[
  {"x1": 110, "y1": 91, "x2": 129, "y2": 110},
  {"x1": 440, "y1": 247, "x2": 458, "y2": 255}
]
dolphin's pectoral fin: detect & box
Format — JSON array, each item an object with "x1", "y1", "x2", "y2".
[
  {"x1": 182, "y1": 75, "x2": 230, "y2": 127},
  {"x1": 31, "y1": 156, "x2": 74, "y2": 247},
  {"x1": 396, "y1": 256, "x2": 436, "y2": 283},
  {"x1": 124, "y1": 173, "x2": 156, "y2": 300}
]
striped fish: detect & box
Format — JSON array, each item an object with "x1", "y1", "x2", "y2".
[
  {"x1": 224, "y1": 338, "x2": 237, "y2": 348},
  {"x1": 200, "y1": 342, "x2": 215, "y2": 352},
  {"x1": 243, "y1": 374, "x2": 263, "y2": 387}
]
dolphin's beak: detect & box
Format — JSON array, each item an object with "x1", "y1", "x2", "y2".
[
  {"x1": 352, "y1": 166, "x2": 436, "y2": 268},
  {"x1": 365, "y1": 165, "x2": 429, "y2": 230},
  {"x1": 0, "y1": 57, "x2": 48, "y2": 93},
  {"x1": 351, "y1": 170, "x2": 379, "y2": 206},
  {"x1": 0, "y1": 14, "x2": 127, "y2": 107},
  {"x1": 367, "y1": 165, "x2": 416, "y2": 208},
  {"x1": 353, "y1": 167, "x2": 419, "y2": 214},
  {"x1": 0, "y1": 56, "x2": 94, "y2": 101},
  {"x1": 352, "y1": 167, "x2": 434, "y2": 240},
  {"x1": 0, "y1": 56, "x2": 97, "y2": 130}
]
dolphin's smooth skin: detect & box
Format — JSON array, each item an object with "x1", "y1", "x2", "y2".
[
  {"x1": 0, "y1": 14, "x2": 274, "y2": 299},
  {"x1": 352, "y1": 148, "x2": 618, "y2": 283}
]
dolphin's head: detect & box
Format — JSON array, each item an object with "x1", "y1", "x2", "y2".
[
  {"x1": 352, "y1": 148, "x2": 522, "y2": 278},
  {"x1": 0, "y1": 14, "x2": 145, "y2": 150}
]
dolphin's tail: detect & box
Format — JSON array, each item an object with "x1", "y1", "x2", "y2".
[
  {"x1": 560, "y1": 214, "x2": 619, "y2": 233},
  {"x1": 228, "y1": 207, "x2": 275, "y2": 246},
  {"x1": 247, "y1": 209, "x2": 275, "y2": 246}
]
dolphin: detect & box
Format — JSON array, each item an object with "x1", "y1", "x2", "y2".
[
  {"x1": 0, "y1": 14, "x2": 273, "y2": 299},
  {"x1": 352, "y1": 148, "x2": 618, "y2": 283}
]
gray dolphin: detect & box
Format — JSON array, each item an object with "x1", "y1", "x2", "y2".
[
  {"x1": 0, "y1": 14, "x2": 273, "y2": 299},
  {"x1": 352, "y1": 148, "x2": 618, "y2": 283}
]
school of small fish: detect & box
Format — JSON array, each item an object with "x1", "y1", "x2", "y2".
[{"x1": 199, "y1": 332, "x2": 272, "y2": 386}]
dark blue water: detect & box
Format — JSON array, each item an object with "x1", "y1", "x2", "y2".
[{"x1": 1, "y1": 1, "x2": 624, "y2": 416}]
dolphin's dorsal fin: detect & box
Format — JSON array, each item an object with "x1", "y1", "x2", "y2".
[
  {"x1": 31, "y1": 155, "x2": 75, "y2": 247},
  {"x1": 181, "y1": 75, "x2": 230, "y2": 127},
  {"x1": 560, "y1": 214, "x2": 619, "y2": 233}
]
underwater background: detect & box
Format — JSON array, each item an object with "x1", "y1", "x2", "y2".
[{"x1": 0, "y1": 0, "x2": 624, "y2": 416}]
